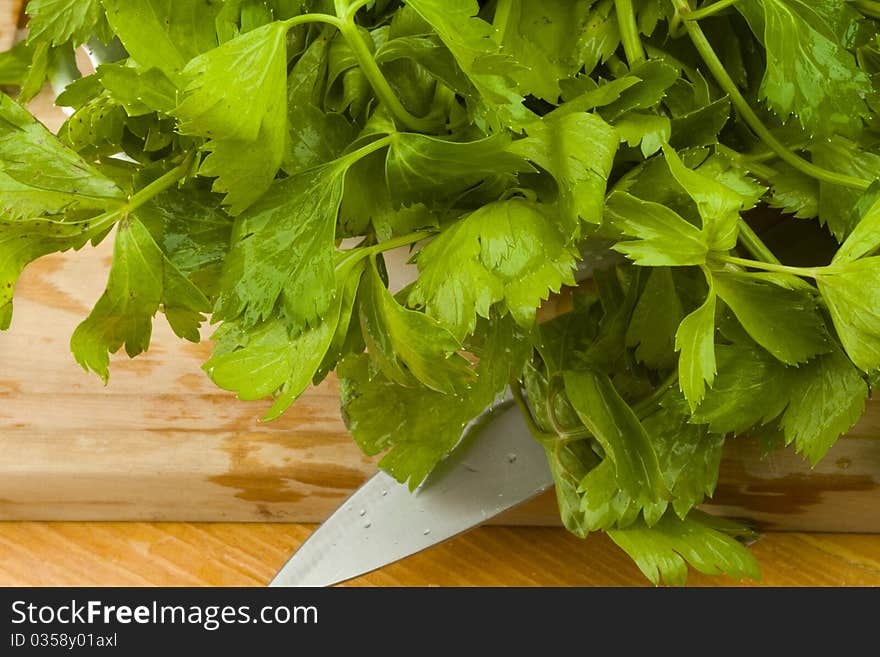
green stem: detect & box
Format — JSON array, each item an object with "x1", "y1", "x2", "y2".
[
  {"x1": 856, "y1": 0, "x2": 880, "y2": 19},
  {"x1": 616, "y1": 0, "x2": 646, "y2": 66},
  {"x1": 345, "y1": 0, "x2": 373, "y2": 15},
  {"x1": 493, "y1": 0, "x2": 514, "y2": 43},
  {"x1": 546, "y1": 374, "x2": 591, "y2": 442},
  {"x1": 284, "y1": 6, "x2": 438, "y2": 132},
  {"x1": 672, "y1": 0, "x2": 871, "y2": 191},
  {"x1": 282, "y1": 13, "x2": 343, "y2": 30},
  {"x1": 737, "y1": 143, "x2": 809, "y2": 164},
  {"x1": 736, "y1": 218, "x2": 781, "y2": 265},
  {"x1": 368, "y1": 230, "x2": 435, "y2": 255},
  {"x1": 718, "y1": 254, "x2": 819, "y2": 279},
  {"x1": 127, "y1": 154, "x2": 195, "y2": 213},
  {"x1": 338, "y1": 134, "x2": 394, "y2": 168},
  {"x1": 682, "y1": 0, "x2": 740, "y2": 21},
  {"x1": 737, "y1": 159, "x2": 776, "y2": 181},
  {"x1": 632, "y1": 371, "x2": 679, "y2": 416},
  {"x1": 716, "y1": 143, "x2": 780, "y2": 188},
  {"x1": 337, "y1": 18, "x2": 439, "y2": 132},
  {"x1": 511, "y1": 380, "x2": 557, "y2": 447},
  {"x1": 72, "y1": 154, "x2": 194, "y2": 231}
]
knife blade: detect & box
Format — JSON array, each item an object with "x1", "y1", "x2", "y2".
[{"x1": 269, "y1": 396, "x2": 554, "y2": 587}]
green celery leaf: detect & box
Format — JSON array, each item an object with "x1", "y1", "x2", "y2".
[
  {"x1": 608, "y1": 512, "x2": 760, "y2": 586},
  {"x1": 669, "y1": 97, "x2": 731, "y2": 150},
  {"x1": 578, "y1": 406, "x2": 724, "y2": 529},
  {"x1": 737, "y1": 0, "x2": 871, "y2": 137},
  {"x1": 341, "y1": 354, "x2": 473, "y2": 490},
  {"x1": 386, "y1": 132, "x2": 532, "y2": 208},
  {"x1": 626, "y1": 268, "x2": 684, "y2": 369},
  {"x1": 0, "y1": 93, "x2": 123, "y2": 219},
  {"x1": 285, "y1": 29, "x2": 356, "y2": 175},
  {"x1": 817, "y1": 257, "x2": 880, "y2": 372},
  {"x1": 0, "y1": 41, "x2": 34, "y2": 87},
  {"x1": 578, "y1": 459, "x2": 644, "y2": 532},
  {"x1": 713, "y1": 271, "x2": 830, "y2": 365},
  {"x1": 403, "y1": 0, "x2": 530, "y2": 128},
  {"x1": 374, "y1": 34, "x2": 473, "y2": 100},
  {"x1": 577, "y1": 0, "x2": 618, "y2": 75},
  {"x1": 675, "y1": 286, "x2": 717, "y2": 411},
  {"x1": 0, "y1": 93, "x2": 125, "y2": 327},
  {"x1": 614, "y1": 112, "x2": 671, "y2": 158},
  {"x1": 408, "y1": 198, "x2": 578, "y2": 341},
  {"x1": 172, "y1": 21, "x2": 287, "y2": 213},
  {"x1": 691, "y1": 341, "x2": 791, "y2": 434},
  {"x1": 535, "y1": 285, "x2": 602, "y2": 375},
  {"x1": 59, "y1": 93, "x2": 126, "y2": 158},
  {"x1": 599, "y1": 59, "x2": 679, "y2": 121},
  {"x1": 645, "y1": 407, "x2": 725, "y2": 519},
  {"x1": 359, "y1": 257, "x2": 475, "y2": 395},
  {"x1": 17, "y1": 40, "x2": 51, "y2": 106},
  {"x1": 780, "y1": 348, "x2": 868, "y2": 464},
  {"x1": 0, "y1": 215, "x2": 114, "y2": 330},
  {"x1": 339, "y1": 149, "x2": 436, "y2": 240},
  {"x1": 101, "y1": 0, "x2": 222, "y2": 76},
  {"x1": 214, "y1": 161, "x2": 347, "y2": 330},
  {"x1": 135, "y1": 183, "x2": 233, "y2": 300},
  {"x1": 605, "y1": 191, "x2": 708, "y2": 266},
  {"x1": 97, "y1": 64, "x2": 179, "y2": 117},
  {"x1": 196, "y1": 122, "x2": 286, "y2": 215},
  {"x1": 206, "y1": 253, "x2": 367, "y2": 420},
  {"x1": 811, "y1": 137, "x2": 880, "y2": 240},
  {"x1": 27, "y1": 0, "x2": 104, "y2": 48},
  {"x1": 558, "y1": 76, "x2": 641, "y2": 114},
  {"x1": 510, "y1": 111, "x2": 618, "y2": 236},
  {"x1": 315, "y1": 250, "x2": 372, "y2": 383},
  {"x1": 833, "y1": 194, "x2": 880, "y2": 263},
  {"x1": 696, "y1": 153, "x2": 768, "y2": 208},
  {"x1": 564, "y1": 370, "x2": 668, "y2": 506},
  {"x1": 55, "y1": 73, "x2": 104, "y2": 110},
  {"x1": 70, "y1": 217, "x2": 210, "y2": 382},
  {"x1": 547, "y1": 440, "x2": 600, "y2": 537},
  {"x1": 324, "y1": 27, "x2": 372, "y2": 118},
  {"x1": 340, "y1": 314, "x2": 530, "y2": 488},
  {"x1": 765, "y1": 161, "x2": 819, "y2": 219},
  {"x1": 496, "y1": 0, "x2": 590, "y2": 102},
  {"x1": 662, "y1": 145, "x2": 763, "y2": 253}
]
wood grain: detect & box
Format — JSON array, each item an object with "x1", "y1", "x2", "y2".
[
  {"x1": 1, "y1": 522, "x2": 879, "y2": 587},
  {"x1": 0, "y1": 1, "x2": 23, "y2": 51},
  {"x1": 2, "y1": 237, "x2": 880, "y2": 527}
]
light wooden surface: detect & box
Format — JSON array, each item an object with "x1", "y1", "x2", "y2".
[
  {"x1": 0, "y1": 1, "x2": 22, "y2": 51},
  {"x1": 3, "y1": 238, "x2": 880, "y2": 528},
  {"x1": 1, "y1": 522, "x2": 880, "y2": 587}
]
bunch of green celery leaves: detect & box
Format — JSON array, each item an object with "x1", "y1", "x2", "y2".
[{"x1": 3, "y1": 0, "x2": 880, "y2": 585}]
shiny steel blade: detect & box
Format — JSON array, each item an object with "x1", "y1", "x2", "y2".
[{"x1": 269, "y1": 398, "x2": 553, "y2": 587}]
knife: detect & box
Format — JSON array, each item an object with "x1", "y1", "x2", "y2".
[
  {"x1": 269, "y1": 242, "x2": 626, "y2": 587},
  {"x1": 269, "y1": 394, "x2": 554, "y2": 587}
]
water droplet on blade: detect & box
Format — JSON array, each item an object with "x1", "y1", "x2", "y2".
[
  {"x1": 423, "y1": 529, "x2": 431, "y2": 536},
  {"x1": 359, "y1": 509, "x2": 366, "y2": 516},
  {"x1": 506, "y1": 453, "x2": 517, "y2": 463}
]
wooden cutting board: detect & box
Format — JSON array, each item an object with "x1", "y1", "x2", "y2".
[
  {"x1": 0, "y1": 16, "x2": 878, "y2": 531},
  {"x1": 2, "y1": 235, "x2": 880, "y2": 530}
]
